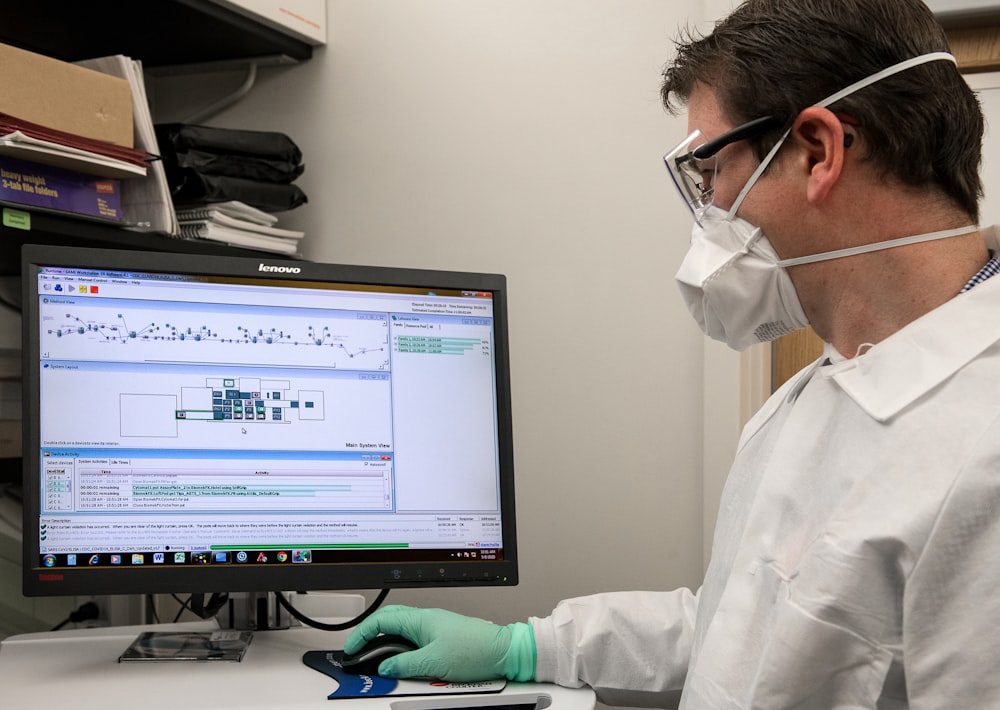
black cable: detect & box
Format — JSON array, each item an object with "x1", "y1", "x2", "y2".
[
  {"x1": 274, "y1": 588, "x2": 389, "y2": 631},
  {"x1": 169, "y1": 592, "x2": 229, "y2": 622},
  {"x1": 0, "y1": 295, "x2": 20, "y2": 314},
  {"x1": 171, "y1": 593, "x2": 193, "y2": 623},
  {"x1": 146, "y1": 594, "x2": 161, "y2": 624},
  {"x1": 0, "y1": 484, "x2": 20, "y2": 529},
  {"x1": 51, "y1": 601, "x2": 100, "y2": 631},
  {"x1": 189, "y1": 592, "x2": 230, "y2": 619}
]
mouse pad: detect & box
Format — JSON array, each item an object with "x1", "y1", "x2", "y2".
[{"x1": 303, "y1": 650, "x2": 507, "y2": 699}]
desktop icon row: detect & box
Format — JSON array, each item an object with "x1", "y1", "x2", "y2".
[{"x1": 40, "y1": 549, "x2": 314, "y2": 568}]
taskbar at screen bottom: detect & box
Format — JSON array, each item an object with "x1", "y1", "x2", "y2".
[{"x1": 39, "y1": 546, "x2": 503, "y2": 569}]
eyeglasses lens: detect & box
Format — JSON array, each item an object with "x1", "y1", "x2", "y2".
[
  {"x1": 679, "y1": 155, "x2": 716, "y2": 215},
  {"x1": 664, "y1": 130, "x2": 717, "y2": 221}
]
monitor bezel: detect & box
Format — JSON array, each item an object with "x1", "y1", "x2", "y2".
[{"x1": 21, "y1": 243, "x2": 518, "y2": 596}]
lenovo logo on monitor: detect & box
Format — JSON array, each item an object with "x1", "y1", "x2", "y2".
[{"x1": 258, "y1": 263, "x2": 302, "y2": 274}]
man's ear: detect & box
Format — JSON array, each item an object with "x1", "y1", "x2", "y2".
[{"x1": 791, "y1": 106, "x2": 847, "y2": 204}]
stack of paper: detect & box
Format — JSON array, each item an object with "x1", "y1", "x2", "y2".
[
  {"x1": 75, "y1": 55, "x2": 179, "y2": 236},
  {"x1": 176, "y1": 200, "x2": 303, "y2": 255}
]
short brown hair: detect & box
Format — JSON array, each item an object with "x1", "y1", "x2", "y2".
[{"x1": 661, "y1": 0, "x2": 984, "y2": 220}]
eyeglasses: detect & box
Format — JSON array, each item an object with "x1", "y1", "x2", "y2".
[{"x1": 664, "y1": 115, "x2": 782, "y2": 222}]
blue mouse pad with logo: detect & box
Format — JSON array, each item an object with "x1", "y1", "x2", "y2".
[{"x1": 303, "y1": 650, "x2": 507, "y2": 699}]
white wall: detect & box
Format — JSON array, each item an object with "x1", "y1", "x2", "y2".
[{"x1": 154, "y1": 0, "x2": 745, "y2": 629}]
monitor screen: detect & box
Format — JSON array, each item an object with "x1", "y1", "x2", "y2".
[{"x1": 21, "y1": 244, "x2": 517, "y2": 598}]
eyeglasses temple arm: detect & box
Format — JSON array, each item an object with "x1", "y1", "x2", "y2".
[{"x1": 692, "y1": 115, "x2": 781, "y2": 160}]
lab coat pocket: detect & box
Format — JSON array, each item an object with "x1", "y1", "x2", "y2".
[{"x1": 748, "y1": 572, "x2": 893, "y2": 709}]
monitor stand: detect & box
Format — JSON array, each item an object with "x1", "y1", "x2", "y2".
[{"x1": 219, "y1": 591, "x2": 292, "y2": 630}]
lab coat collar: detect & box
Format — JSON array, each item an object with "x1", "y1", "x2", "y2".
[{"x1": 819, "y1": 253, "x2": 1000, "y2": 422}]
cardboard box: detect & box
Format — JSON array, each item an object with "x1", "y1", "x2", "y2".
[
  {"x1": 0, "y1": 156, "x2": 122, "y2": 222},
  {"x1": 0, "y1": 42, "x2": 133, "y2": 148}
]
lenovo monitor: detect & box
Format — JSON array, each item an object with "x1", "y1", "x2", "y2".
[{"x1": 21, "y1": 244, "x2": 517, "y2": 606}]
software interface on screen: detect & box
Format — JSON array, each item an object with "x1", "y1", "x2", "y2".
[{"x1": 32, "y1": 263, "x2": 506, "y2": 577}]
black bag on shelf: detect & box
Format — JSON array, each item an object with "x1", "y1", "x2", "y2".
[
  {"x1": 170, "y1": 170, "x2": 308, "y2": 212},
  {"x1": 155, "y1": 123, "x2": 303, "y2": 163},
  {"x1": 155, "y1": 123, "x2": 305, "y2": 185},
  {"x1": 154, "y1": 123, "x2": 307, "y2": 212},
  {"x1": 173, "y1": 149, "x2": 304, "y2": 184}
]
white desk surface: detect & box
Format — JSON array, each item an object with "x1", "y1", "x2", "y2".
[{"x1": 0, "y1": 620, "x2": 595, "y2": 710}]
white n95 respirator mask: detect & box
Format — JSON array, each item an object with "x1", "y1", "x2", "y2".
[{"x1": 675, "y1": 205, "x2": 808, "y2": 351}]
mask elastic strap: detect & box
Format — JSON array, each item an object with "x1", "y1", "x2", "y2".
[
  {"x1": 777, "y1": 225, "x2": 979, "y2": 267},
  {"x1": 726, "y1": 51, "x2": 958, "y2": 220},
  {"x1": 726, "y1": 129, "x2": 790, "y2": 219},
  {"x1": 814, "y1": 51, "x2": 957, "y2": 109}
]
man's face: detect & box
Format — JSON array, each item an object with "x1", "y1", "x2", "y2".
[
  {"x1": 684, "y1": 83, "x2": 801, "y2": 260},
  {"x1": 685, "y1": 84, "x2": 770, "y2": 218}
]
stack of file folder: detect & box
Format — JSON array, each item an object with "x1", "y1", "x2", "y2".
[
  {"x1": 0, "y1": 44, "x2": 162, "y2": 227},
  {"x1": 0, "y1": 114, "x2": 149, "y2": 178},
  {"x1": 74, "y1": 54, "x2": 179, "y2": 236},
  {"x1": 0, "y1": 113, "x2": 153, "y2": 224}
]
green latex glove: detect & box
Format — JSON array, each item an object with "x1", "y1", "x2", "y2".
[{"x1": 343, "y1": 605, "x2": 535, "y2": 682}]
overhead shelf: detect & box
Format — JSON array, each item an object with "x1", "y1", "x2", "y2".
[
  {"x1": 0, "y1": 2, "x2": 312, "y2": 273},
  {"x1": 0, "y1": 207, "x2": 301, "y2": 276},
  {"x1": 0, "y1": 0, "x2": 313, "y2": 68}
]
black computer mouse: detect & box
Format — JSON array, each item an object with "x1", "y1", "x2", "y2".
[{"x1": 340, "y1": 633, "x2": 418, "y2": 676}]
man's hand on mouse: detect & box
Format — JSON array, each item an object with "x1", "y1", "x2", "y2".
[{"x1": 343, "y1": 605, "x2": 536, "y2": 682}]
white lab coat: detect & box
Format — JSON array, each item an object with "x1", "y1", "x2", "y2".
[{"x1": 532, "y1": 235, "x2": 1000, "y2": 708}]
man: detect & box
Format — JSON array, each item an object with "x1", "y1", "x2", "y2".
[{"x1": 346, "y1": 1, "x2": 1000, "y2": 706}]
